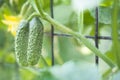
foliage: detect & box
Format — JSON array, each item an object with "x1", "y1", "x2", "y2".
[{"x1": 0, "y1": 0, "x2": 120, "y2": 80}]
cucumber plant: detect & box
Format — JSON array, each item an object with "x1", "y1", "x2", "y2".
[
  {"x1": 28, "y1": 0, "x2": 117, "y2": 69},
  {"x1": 14, "y1": 0, "x2": 120, "y2": 72}
]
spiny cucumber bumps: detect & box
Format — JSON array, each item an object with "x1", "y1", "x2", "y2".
[
  {"x1": 15, "y1": 17, "x2": 44, "y2": 66},
  {"x1": 27, "y1": 17, "x2": 44, "y2": 65},
  {"x1": 15, "y1": 20, "x2": 29, "y2": 66}
]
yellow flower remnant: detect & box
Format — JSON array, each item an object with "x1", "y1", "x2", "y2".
[{"x1": 2, "y1": 15, "x2": 22, "y2": 36}]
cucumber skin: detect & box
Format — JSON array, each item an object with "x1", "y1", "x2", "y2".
[
  {"x1": 27, "y1": 17, "x2": 44, "y2": 65},
  {"x1": 15, "y1": 20, "x2": 29, "y2": 66}
]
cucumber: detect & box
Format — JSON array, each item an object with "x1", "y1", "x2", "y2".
[
  {"x1": 15, "y1": 20, "x2": 29, "y2": 66},
  {"x1": 27, "y1": 17, "x2": 44, "y2": 65}
]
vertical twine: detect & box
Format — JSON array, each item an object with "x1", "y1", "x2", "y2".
[
  {"x1": 95, "y1": 7, "x2": 99, "y2": 65},
  {"x1": 50, "y1": 0, "x2": 54, "y2": 66}
]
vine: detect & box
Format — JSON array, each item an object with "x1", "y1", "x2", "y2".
[{"x1": 27, "y1": 0, "x2": 117, "y2": 69}]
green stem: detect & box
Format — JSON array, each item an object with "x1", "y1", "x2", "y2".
[
  {"x1": 35, "y1": 0, "x2": 44, "y2": 15},
  {"x1": 27, "y1": 12, "x2": 40, "y2": 21},
  {"x1": 29, "y1": 0, "x2": 116, "y2": 68},
  {"x1": 112, "y1": 0, "x2": 120, "y2": 68},
  {"x1": 43, "y1": 13, "x2": 115, "y2": 68},
  {"x1": 20, "y1": 1, "x2": 29, "y2": 16},
  {"x1": 102, "y1": 67, "x2": 119, "y2": 79},
  {"x1": 24, "y1": 5, "x2": 33, "y2": 19},
  {"x1": 74, "y1": 33, "x2": 115, "y2": 68},
  {"x1": 78, "y1": 10, "x2": 84, "y2": 33},
  {"x1": 28, "y1": 0, "x2": 39, "y2": 13},
  {"x1": 28, "y1": 0, "x2": 44, "y2": 16},
  {"x1": 40, "y1": 55, "x2": 49, "y2": 67}
]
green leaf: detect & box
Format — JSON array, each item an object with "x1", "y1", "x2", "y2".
[
  {"x1": 113, "y1": 71, "x2": 120, "y2": 80},
  {"x1": 100, "y1": 0, "x2": 113, "y2": 7},
  {"x1": 50, "y1": 61, "x2": 101, "y2": 80},
  {"x1": 0, "y1": 0, "x2": 4, "y2": 7},
  {"x1": 99, "y1": 26, "x2": 112, "y2": 53},
  {"x1": 90, "y1": 6, "x2": 120, "y2": 24},
  {"x1": 58, "y1": 37, "x2": 82, "y2": 62},
  {"x1": 54, "y1": 4, "x2": 72, "y2": 24},
  {"x1": 0, "y1": 29, "x2": 6, "y2": 49}
]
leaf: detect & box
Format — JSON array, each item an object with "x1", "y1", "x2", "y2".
[
  {"x1": 0, "y1": 65, "x2": 15, "y2": 80},
  {"x1": 50, "y1": 61, "x2": 101, "y2": 80},
  {"x1": 54, "y1": 4, "x2": 72, "y2": 24},
  {"x1": 90, "y1": 6, "x2": 120, "y2": 24},
  {"x1": 0, "y1": 0, "x2": 4, "y2": 7},
  {"x1": 100, "y1": 0, "x2": 113, "y2": 7},
  {"x1": 0, "y1": 29, "x2": 6, "y2": 49},
  {"x1": 99, "y1": 26, "x2": 112, "y2": 53},
  {"x1": 57, "y1": 37, "x2": 83, "y2": 62},
  {"x1": 113, "y1": 71, "x2": 120, "y2": 80}
]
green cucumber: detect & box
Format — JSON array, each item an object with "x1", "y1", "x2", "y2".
[
  {"x1": 27, "y1": 17, "x2": 44, "y2": 65},
  {"x1": 15, "y1": 20, "x2": 29, "y2": 66}
]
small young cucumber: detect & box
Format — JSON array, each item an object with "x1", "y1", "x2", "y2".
[
  {"x1": 15, "y1": 20, "x2": 29, "y2": 66},
  {"x1": 27, "y1": 17, "x2": 44, "y2": 65}
]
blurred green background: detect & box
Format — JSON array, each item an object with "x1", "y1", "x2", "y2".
[{"x1": 0, "y1": 0, "x2": 120, "y2": 80}]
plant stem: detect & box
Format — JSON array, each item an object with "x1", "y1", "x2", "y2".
[
  {"x1": 29, "y1": 0, "x2": 116, "y2": 68},
  {"x1": 43, "y1": 13, "x2": 115, "y2": 68},
  {"x1": 40, "y1": 55, "x2": 49, "y2": 67},
  {"x1": 24, "y1": 5, "x2": 33, "y2": 19},
  {"x1": 20, "y1": 1, "x2": 29, "y2": 16},
  {"x1": 28, "y1": 0, "x2": 39, "y2": 13},
  {"x1": 34, "y1": 0, "x2": 44, "y2": 16},
  {"x1": 28, "y1": 0, "x2": 44, "y2": 16},
  {"x1": 78, "y1": 10, "x2": 84, "y2": 33},
  {"x1": 27, "y1": 12, "x2": 40, "y2": 21},
  {"x1": 112, "y1": 0, "x2": 120, "y2": 68}
]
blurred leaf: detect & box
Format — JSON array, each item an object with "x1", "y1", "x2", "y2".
[
  {"x1": 0, "y1": 0, "x2": 119, "y2": 80},
  {"x1": 39, "y1": 69, "x2": 57, "y2": 80},
  {"x1": 84, "y1": 10, "x2": 94, "y2": 26},
  {"x1": 8, "y1": 0, "x2": 26, "y2": 13},
  {"x1": 113, "y1": 71, "x2": 120, "y2": 80},
  {"x1": 90, "y1": 6, "x2": 120, "y2": 24},
  {"x1": 58, "y1": 37, "x2": 86, "y2": 62},
  {"x1": 25, "y1": 61, "x2": 101, "y2": 80},
  {"x1": 0, "y1": 29, "x2": 6, "y2": 49},
  {"x1": 99, "y1": 26, "x2": 112, "y2": 53},
  {"x1": 54, "y1": 4, "x2": 72, "y2": 24},
  {"x1": 105, "y1": 49, "x2": 116, "y2": 63},
  {"x1": 67, "y1": 12, "x2": 78, "y2": 31},
  {"x1": 54, "y1": 0, "x2": 71, "y2": 6},
  {"x1": 5, "y1": 53, "x2": 15, "y2": 63},
  {"x1": 0, "y1": 65, "x2": 15, "y2": 80},
  {"x1": 41, "y1": 0, "x2": 50, "y2": 10},
  {"x1": 20, "y1": 68, "x2": 36, "y2": 80},
  {"x1": 0, "y1": 0, "x2": 4, "y2": 7},
  {"x1": 49, "y1": 61, "x2": 101, "y2": 80},
  {"x1": 100, "y1": 0, "x2": 113, "y2": 7},
  {"x1": 61, "y1": 0, "x2": 71, "y2": 5}
]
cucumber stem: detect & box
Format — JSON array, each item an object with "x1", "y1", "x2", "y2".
[
  {"x1": 40, "y1": 55, "x2": 49, "y2": 67},
  {"x1": 43, "y1": 13, "x2": 116, "y2": 68},
  {"x1": 112, "y1": 0, "x2": 120, "y2": 68},
  {"x1": 20, "y1": 1, "x2": 29, "y2": 16},
  {"x1": 27, "y1": 12, "x2": 40, "y2": 21},
  {"x1": 77, "y1": 10, "x2": 84, "y2": 33}
]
